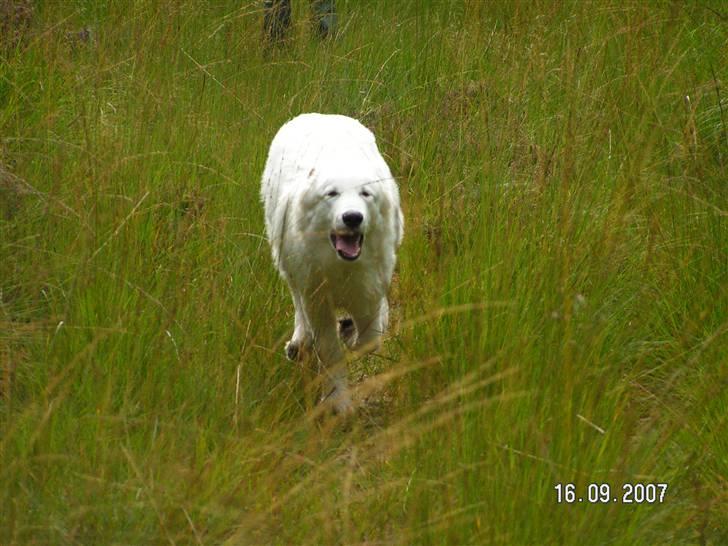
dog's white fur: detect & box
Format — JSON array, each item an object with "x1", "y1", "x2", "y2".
[{"x1": 261, "y1": 113, "x2": 403, "y2": 412}]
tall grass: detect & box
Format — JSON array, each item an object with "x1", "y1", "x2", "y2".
[{"x1": 1, "y1": 1, "x2": 726, "y2": 544}]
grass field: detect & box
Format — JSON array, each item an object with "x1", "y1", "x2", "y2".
[{"x1": 1, "y1": 1, "x2": 726, "y2": 544}]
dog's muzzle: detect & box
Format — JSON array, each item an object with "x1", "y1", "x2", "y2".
[{"x1": 330, "y1": 231, "x2": 363, "y2": 261}]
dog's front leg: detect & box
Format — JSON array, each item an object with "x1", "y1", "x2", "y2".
[
  {"x1": 350, "y1": 297, "x2": 388, "y2": 356},
  {"x1": 285, "y1": 290, "x2": 313, "y2": 361},
  {"x1": 308, "y1": 302, "x2": 352, "y2": 414}
]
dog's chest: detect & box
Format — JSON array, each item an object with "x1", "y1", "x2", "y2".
[{"x1": 306, "y1": 259, "x2": 381, "y2": 305}]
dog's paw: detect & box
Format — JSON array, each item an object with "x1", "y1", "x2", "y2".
[
  {"x1": 320, "y1": 387, "x2": 355, "y2": 417},
  {"x1": 285, "y1": 340, "x2": 303, "y2": 361},
  {"x1": 338, "y1": 318, "x2": 357, "y2": 348},
  {"x1": 353, "y1": 336, "x2": 382, "y2": 356},
  {"x1": 333, "y1": 396, "x2": 355, "y2": 416}
]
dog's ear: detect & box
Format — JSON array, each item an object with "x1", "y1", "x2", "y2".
[
  {"x1": 267, "y1": 190, "x2": 292, "y2": 269},
  {"x1": 380, "y1": 175, "x2": 404, "y2": 248},
  {"x1": 394, "y1": 206, "x2": 404, "y2": 248},
  {"x1": 388, "y1": 177, "x2": 404, "y2": 247}
]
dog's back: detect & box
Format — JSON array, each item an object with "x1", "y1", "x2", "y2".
[
  {"x1": 261, "y1": 114, "x2": 378, "y2": 200},
  {"x1": 260, "y1": 113, "x2": 390, "y2": 266}
]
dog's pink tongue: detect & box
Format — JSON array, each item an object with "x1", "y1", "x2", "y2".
[{"x1": 335, "y1": 234, "x2": 361, "y2": 257}]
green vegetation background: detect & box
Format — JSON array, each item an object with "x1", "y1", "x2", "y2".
[{"x1": 1, "y1": 1, "x2": 726, "y2": 544}]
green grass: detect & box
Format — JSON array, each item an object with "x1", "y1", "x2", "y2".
[{"x1": 1, "y1": 1, "x2": 726, "y2": 544}]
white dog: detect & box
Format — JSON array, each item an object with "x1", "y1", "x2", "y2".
[{"x1": 261, "y1": 113, "x2": 404, "y2": 413}]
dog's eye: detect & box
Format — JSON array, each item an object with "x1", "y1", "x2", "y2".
[
  {"x1": 360, "y1": 190, "x2": 372, "y2": 198},
  {"x1": 325, "y1": 190, "x2": 339, "y2": 198}
]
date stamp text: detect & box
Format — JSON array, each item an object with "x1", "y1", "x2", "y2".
[{"x1": 554, "y1": 483, "x2": 668, "y2": 504}]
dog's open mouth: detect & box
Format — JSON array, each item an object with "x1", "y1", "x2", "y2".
[{"x1": 330, "y1": 231, "x2": 363, "y2": 261}]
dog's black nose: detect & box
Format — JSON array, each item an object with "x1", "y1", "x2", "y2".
[{"x1": 342, "y1": 211, "x2": 363, "y2": 228}]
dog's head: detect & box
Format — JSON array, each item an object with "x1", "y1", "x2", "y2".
[
  {"x1": 301, "y1": 168, "x2": 398, "y2": 262},
  {"x1": 322, "y1": 176, "x2": 375, "y2": 261}
]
